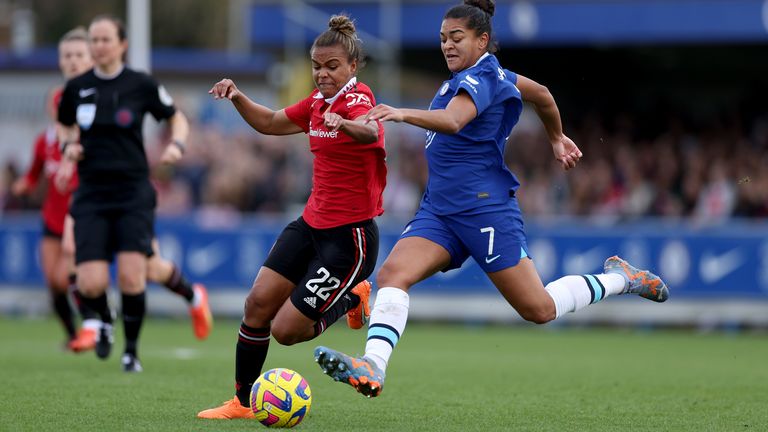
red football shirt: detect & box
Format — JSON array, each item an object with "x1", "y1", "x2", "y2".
[
  {"x1": 284, "y1": 80, "x2": 387, "y2": 229},
  {"x1": 23, "y1": 126, "x2": 78, "y2": 235}
]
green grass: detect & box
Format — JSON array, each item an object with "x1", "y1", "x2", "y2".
[{"x1": 1, "y1": 317, "x2": 766, "y2": 431}]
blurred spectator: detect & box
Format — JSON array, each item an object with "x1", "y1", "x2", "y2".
[{"x1": 8, "y1": 95, "x2": 765, "y2": 224}]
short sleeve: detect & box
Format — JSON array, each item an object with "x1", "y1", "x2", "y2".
[
  {"x1": 455, "y1": 67, "x2": 497, "y2": 116},
  {"x1": 345, "y1": 89, "x2": 375, "y2": 120},
  {"x1": 284, "y1": 94, "x2": 315, "y2": 133},
  {"x1": 144, "y1": 75, "x2": 176, "y2": 121},
  {"x1": 504, "y1": 69, "x2": 518, "y2": 85},
  {"x1": 58, "y1": 82, "x2": 76, "y2": 126}
]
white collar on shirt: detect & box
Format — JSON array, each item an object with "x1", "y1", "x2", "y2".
[
  {"x1": 469, "y1": 52, "x2": 490, "y2": 69},
  {"x1": 313, "y1": 76, "x2": 357, "y2": 104},
  {"x1": 94, "y1": 65, "x2": 125, "y2": 80}
]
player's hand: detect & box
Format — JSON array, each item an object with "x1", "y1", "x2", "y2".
[
  {"x1": 54, "y1": 157, "x2": 76, "y2": 193},
  {"x1": 552, "y1": 135, "x2": 582, "y2": 171},
  {"x1": 160, "y1": 143, "x2": 183, "y2": 165},
  {"x1": 323, "y1": 112, "x2": 346, "y2": 132},
  {"x1": 10, "y1": 177, "x2": 30, "y2": 196},
  {"x1": 63, "y1": 142, "x2": 83, "y2": 162},
  {"x1": 209, "y1": 78, "x2": 241, "y2": 101},
  {"x1": 364, "y1": 104, "x2": 403, "y2": 123}
]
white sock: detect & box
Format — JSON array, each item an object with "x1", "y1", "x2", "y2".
[
  {"x1": 364, "y1": 287, "x2": 409, "y2": 372},
  {"x1": 544, "y1": 273, "x2": 625, "y2": 319},
  {"x1": 191, "y1": 286, "x2": 202, "y2": 308},
  {"x1": 82, "y1": 319, "x2": 101, "y2": 330}
]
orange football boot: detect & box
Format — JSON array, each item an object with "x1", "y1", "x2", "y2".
[
  {"x1": 346, "y1": 280, "x2": 371, "y2": 330},
  {"x1": 69, "y1": 327, "x2": 97, "y2": 352},
  {"x1": 190, "y1": 283, "x2": 213, "y2": 340},
  {"x1": 197, "y1": 397, "x2": 254, "y2": 419}
]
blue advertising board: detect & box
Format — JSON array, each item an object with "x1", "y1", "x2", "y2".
[
  {"x1": 1, "y1": 216, "x2": 767, "y2": 299},
  {"x1": 250, "y1": 0, "x2": 768, "y2": 46}
]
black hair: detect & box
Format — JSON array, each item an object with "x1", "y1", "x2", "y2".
[
  {"x1": 311, "y1": 14, "x2": 366, "y2": 68},
  {"x1": 90, "y1": 14, "x2": 127, "y2": 41},
  {"x1": 445, "y1": 0, "x2": 498, "y2": 53}
]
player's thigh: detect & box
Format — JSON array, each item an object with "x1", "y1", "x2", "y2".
[
  {"x1": 486, "y1": 258, "x2": 554, "y2": 322},
  {"x1": 146, "y1": 239, "x2": 172, "y2": 283},
  {"x1": 116, "y1": 251, "x2": 147, "y2": 294},
  {"x1": 39, "y1": 235, "x2": 63, "y2": 288},
  {"x1": 377, "y1": 210, "x2": 456, "y2": 289},
  {"x1": 377, "y1": 237, "x2": 451, "y2": 290},
  {"x1": 271, "y1": 299, "x2": 316, "y2": 345},
  {"x1": 62, "y1": 214, "x2": 75, "y2": 256},
  {"x1": 244, "y1": 266, "x2": 296, "y2": 327}
]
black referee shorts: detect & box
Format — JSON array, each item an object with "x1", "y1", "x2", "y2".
[
  {"x1": 264, "y1": 216, "x2": 379, "y2": 321},
  {"x1": 72, "y1": 207, "x2": 155, "y2": 264}
]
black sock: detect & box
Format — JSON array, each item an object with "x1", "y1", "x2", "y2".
[
  {"x1": 312, "y1": 292, "x2": 360, "y2": 338},
  {"x1": 69, "y1": 275, "x2": 98, "y2": 321},
  {"x1": 122, "y1": 292, "x2": 146, "y2": 357},
  {"x1": 52, "y1": 291, "x2": 76, "y2": 339},
  {"x1": 235, "y1": 322, "x2": 270, "y2": 407},
  {"x1": 164, "y1": 264, "x2": 194, "y2": 303},
  {"x1": 78, "y1": 291, "x2": 112, "y2": 324}
]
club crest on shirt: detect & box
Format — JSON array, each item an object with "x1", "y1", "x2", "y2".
[
  {"x1": 115, "y1": 108, "x2": 134, "y2": 127},
  {"x1": 439, "y1": 82, "x2": 450, "y2": 96},
  {"x1": 76, "y1": 104, "x2": 96, "y2": 130}
]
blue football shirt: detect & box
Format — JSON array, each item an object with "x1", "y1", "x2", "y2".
[{"x1": 421, "y1": 53, "x2": 523, "y2": 215}]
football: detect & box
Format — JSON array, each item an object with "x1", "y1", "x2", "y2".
[{"x1": 250, "y1": 368, "x2": 312, "y2": 428}]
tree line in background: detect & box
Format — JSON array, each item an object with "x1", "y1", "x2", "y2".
[{"x1": 28, "y1": 0, "x2": 228, "y2": 49}]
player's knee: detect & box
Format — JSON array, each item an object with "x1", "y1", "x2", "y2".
[
  {"x1": 518, "y1": 305, "x2": 555, "y2": 325},
  {"x1": 376, "y1": 262, "x2": 409, "y2": 289},
  {"x1": 270, "y1": 323, "x2": 301, "y2": 346},
  {"x1": 243, "y1": 288, "x2": 274, "y2": 327},
  {"x1": 77, "y1": 272, "x2": 106, "y2": 296},
  {"x1": 145, "y1": 259, "x2": 162, "y2": 283},
  {"x1": 117, "y1": 271, "x2": 144, "y2": 293},
  {"x1": 50, "y1": 273, "x2": 70, "y2": 293}
]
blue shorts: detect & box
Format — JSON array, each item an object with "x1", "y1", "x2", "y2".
[{"x1": 400, "y1": 201, "x2": 529, "y2": 273}]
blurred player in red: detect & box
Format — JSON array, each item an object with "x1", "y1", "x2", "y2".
[{"x1": 12, "y1": 28, "x2": 93, "y2": 351}]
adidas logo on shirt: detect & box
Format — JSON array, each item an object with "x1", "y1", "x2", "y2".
[{"x1": 304, "y1": 296, "x2": 317, "y2": 308}]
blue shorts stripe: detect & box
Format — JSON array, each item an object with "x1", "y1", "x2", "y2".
[
  {"x1": 584, "y1": 274, "x2": 604, "y2": 303},
  {"x1": 520, "y1": 246, "x2": 528, "y2": 259},
  {"x1": 367, "y1": 323, "x2": 400, "y2": 347}
]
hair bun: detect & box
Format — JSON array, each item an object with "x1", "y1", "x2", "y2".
[
  {"x1": 464, "y1": 0, "x2": 495, "y2": 17},
  {"x1": 328, "y1": 15, "x2": 357, "y2": 38}
]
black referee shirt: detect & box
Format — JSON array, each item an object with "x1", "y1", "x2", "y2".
[{"x1": 58, "y1": 67, "x2": 176, "y2": 187}]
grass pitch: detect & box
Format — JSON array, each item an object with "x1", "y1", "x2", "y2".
[{"x1": 1, "y1": 317, "x2": 766, "y2": 431}]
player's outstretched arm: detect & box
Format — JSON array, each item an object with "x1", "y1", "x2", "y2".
[
  {"x1": 365, "y1": 92, "x2": 476, "y2": 135},
  {"x1": 209, "y1": 78, "x2": 302, "y2": 136},
  {"x1": 516, "y1": 74, "x2": 582, "y2": 170},
  {"x1": 324, "y1": 112, "x2": 379, "y2": 144}
]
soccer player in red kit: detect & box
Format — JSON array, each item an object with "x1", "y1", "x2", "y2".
[
  {"x1": 198, "y1": 14, "x2": 386, "y2": 419},
  {"x1": 12, "y1": 28, "x2": 91, "y2": 350}
]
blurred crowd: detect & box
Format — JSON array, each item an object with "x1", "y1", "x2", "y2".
[
  {"x1": 508, "y1": 111, "x2": 768, "y2": 224},
  {"x1": 2, "y1": 108, "x2": 767, "y2": 225}
]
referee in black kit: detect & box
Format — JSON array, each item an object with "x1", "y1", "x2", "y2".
[{"x1": 57, "y1": 15, "x2": 190, "y2": 372}]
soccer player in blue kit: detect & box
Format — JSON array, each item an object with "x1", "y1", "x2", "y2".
[{"x1": 315, "y1": 0, "x2": 669, "y2": 398}]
